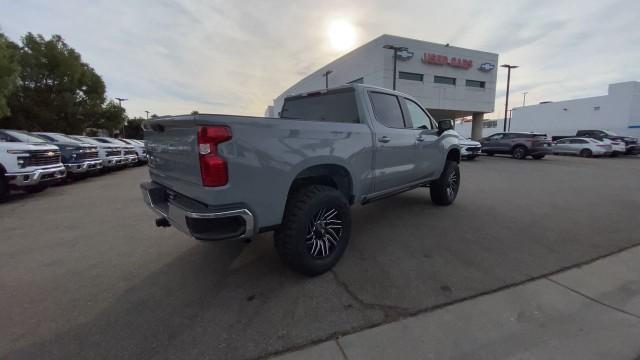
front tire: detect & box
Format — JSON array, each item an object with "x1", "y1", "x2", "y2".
[
  {"x1": 532, "y1": 154, "x2": 545, "y2": 160},
  {"x1": 430, "y1": 161, "x2": 460, "y2": 206},
  {"x1": 0, "y1": 175, "x2": 9, "y2": 202},
  {"x1": 274, "y1": 185, "x2": 351, "y2": 276},
  {"x1": 580, "y1": 149, "x2": 593, "y2": 158}
]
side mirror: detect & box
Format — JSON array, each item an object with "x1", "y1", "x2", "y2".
[{"x1": 438, "y1": 119, "x2": 454, "y2": 133}]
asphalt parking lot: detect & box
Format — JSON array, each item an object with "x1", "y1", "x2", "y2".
[{"x1": 1, "y1": 155, "x2": 639, "y2": 360}]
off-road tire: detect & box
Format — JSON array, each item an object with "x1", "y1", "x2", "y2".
[
  {"x1": 274, "y1": 185, "x2": 351, "y2": 277},
  {"x1": 430, "y1": 161, "x2": 460, "y2": 206}
]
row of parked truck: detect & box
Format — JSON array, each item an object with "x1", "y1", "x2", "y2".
[{"x1": 0, "y1": 129, "x2": 147, "y2": 200}]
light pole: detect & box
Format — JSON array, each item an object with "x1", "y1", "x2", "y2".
[
  {"x1": 115, "y1": 97, "x2": 128, "y2": 138},
  {"x1": 321, "y1": 70, "x2": 333, "y2": 90},
  {"x1": 383, "y1": 44, "x2": 408, "y2": 90},
  {"x1": 145, "y1": 110, "x2": 150, "y2": 120},
  {"x1": 500, "y1": 65, "x2": 518, "y2": 132},
  {"x1": 522, "y1": 91, "x2": 528, "y2": 107}
]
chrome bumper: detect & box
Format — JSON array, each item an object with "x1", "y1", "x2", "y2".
[
  {"x1": 103, "y1": 156, "x2": 125, "y2": 167},
  {"x1": 141, "y1": 182, "x2": 255, "y2": 240},
  {"x1": 126, "y1": 155, "x2": 138, "y2": 164},
  {"x1": 65, "y1": 159, "x2": 103, "y2": 173},
  {"x1": 6, "y1": 165, "x2": 67, "y2": 186}
]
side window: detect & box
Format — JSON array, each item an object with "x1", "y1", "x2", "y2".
[
  {"x1": 404, "y1": 99, "x2": 432, "y2": 129},
  {"x1": 369, "y1": 92, "x2": 405, "y2": 128},
  {"x1": 0, "y1": 131, "x2": 12, "y2": 142},
  {"x1": 503, "y1": 133, "x2": 517, "y2": 139},
  {"x1": 36, "y1": 134, "x2": 55, "y2": 141},
  {"x1": 488, "y1": 133, "x2": 504, "y2": 140}
]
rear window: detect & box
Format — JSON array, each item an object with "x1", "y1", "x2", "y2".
[
  {"x1": 532, "y1": 134, "x2": 548, "y2": 140},
  {"x1": 281, "y1": 89, "x2": 359, "y2": 123}
]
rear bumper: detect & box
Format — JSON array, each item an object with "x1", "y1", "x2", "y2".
[
  {"x1": 141, "y1": 181, "x2": 255, "y2": 241},
  {"x1": 529, "y1": 146, "x2": 553, "y2": 155},
  {"x1": 6, "y1": 165, "x2": 67, "y2": 187},
  {"x1": 65, "y1": 159, "x2": 103, "y2": 173}
]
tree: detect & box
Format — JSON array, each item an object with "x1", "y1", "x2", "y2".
[
  {"x1": 90, "y1": 100, "x2": 126, "y2": 134},
  {"x1": 4, "y1": 33, "x2": 106, "y2": 133},
  {"x1": 124, "y1": 117, "x2": 144, "y2": 139},
  {"x1": 0, "y1": 33, "x2": 20, "y2": 118},
  {"x1": 190, "y1": 110, "x2": 199, "y2": 115}
]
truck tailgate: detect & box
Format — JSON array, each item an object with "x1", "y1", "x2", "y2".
[{"x1": 145, "y1": 116, "x2": 203, "y2": 190}]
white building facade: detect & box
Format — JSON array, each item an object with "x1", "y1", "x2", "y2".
[
  {"x1": 504, "y1": 82, "x2": 640, "y2": 138},
  {"x1": 268, "y1": 34, "x2": 499, "y2": 138}
]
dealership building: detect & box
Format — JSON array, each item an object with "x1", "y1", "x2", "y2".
[
  {"x1": 267, "y1": 34, "x2": 499, "y2": 139},
  {"x1": 505, "y1": 81, "x2": 640, "y2": 138}
]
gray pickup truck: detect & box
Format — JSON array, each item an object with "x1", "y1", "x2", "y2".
[{"x1": 141, "y1": 84, "x2": 461, "y2": 275}]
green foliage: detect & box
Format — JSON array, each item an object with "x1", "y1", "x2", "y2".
[
  {"x1": 0, "y1": 33, "x2": 21, "y2": 118},
  {"x1": 190, "y1": 110, "x2": 199, "y2": 115},
  {"x1": 124, "y1": 117, "x2": 144, "y2": 139},
  {"x1": 3, "y1": 33, "x2": 106, "y2": 133},
  {"x1": 90, "y1": 100, "x2": 127, "y2": 134}
]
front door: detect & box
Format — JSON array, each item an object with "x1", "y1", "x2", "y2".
[
  {"x1": 368, "y1": 91, "x2": 419, "y2": 193},
  {"x1": 401, "y1": 97, "x2": 441, "y2": 180}
]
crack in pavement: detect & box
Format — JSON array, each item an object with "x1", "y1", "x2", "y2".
[{"x1": 545, "y1": 277, "x2": 640, "y2": 320}]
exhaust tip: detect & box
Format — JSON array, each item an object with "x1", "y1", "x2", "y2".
[{"x1": 155, "y1": 217, "x2": 171, "y2": 228}]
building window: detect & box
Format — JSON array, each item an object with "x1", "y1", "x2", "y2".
[
  {"x1": 434, "y1": 76, "x2": 456, "y2": 85},
  {"x1": 483, "y1": 120, "x2": 497, "y2": 128},
  {"x1": 348, "y1": 77, "x2": 363, "y2": 84},
  {"x1": 593, "y1": 106, "x2": 600, "y2": 111},
  {"x1": 465, "y1": 80, "x2": 485, "y2": 88},
  {"x1": 398, "y1": 72, "x2": 423, "y2": 82}
]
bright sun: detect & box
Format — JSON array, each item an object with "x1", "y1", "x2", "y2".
[{"x1": 327, "y1": 19, "x2": 356, "y2": 51}]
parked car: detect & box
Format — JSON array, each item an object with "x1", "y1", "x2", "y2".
[
  {"x1": 479, "y1": 132, "x2": 552, "y2": 159},
  {"x1": 32, "y1": 132, "x2": 103, "y2": 177},
  {"x1": 552, "y1": 137, "x2": 612, "y2": 157},
  {"x1": 68, "y1": 135, "x2": 127, "y2": 170},
  {"x1": 576, "y1": 130, "x2": 639, "y2": 155},
  {"x1": 554, "y1": 130, "x2": 639, "y2": 155},
  {"x1": 141, "y1": 84, "x2": 461, "y2": 276},
  {"x1": 0, "y1": 129, "x2": 66, "y2": 200},
  {"x1": 456, "y1": 134, "x2": 481, "y2": 160},
  {"x1": 599, "y1": 138, "x2": 626, "y2": 157},
  {"x1": 91, "y1": 137, "x2": 138, "y2": 165},
  {"x1": 112, "y1": 138, "x2": 147, "y2": 164}
]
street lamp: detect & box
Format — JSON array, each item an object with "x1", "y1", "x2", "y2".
[
  {"x1": 321, "y1": 70, "x2": 333, "y2": 90},
  {"x1": 115, "y1": 97, "x2": 128, "y2": 138},
  {"x1": 522, "y1": 91, "x2": 528, "y2": 107},
  {"x1": 383, "y1": 44, "x2": 408, "y2": 90},
  {"x1": 145, "y1": 110, "x2": 150, "y2": 120},
  {"x1": 500, "y1": 65, "x2": 518, "y2": 132}
]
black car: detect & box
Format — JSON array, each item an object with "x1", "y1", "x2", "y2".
[{"x1": 31, "y1": 132, "x2": 104, "y2": 177}]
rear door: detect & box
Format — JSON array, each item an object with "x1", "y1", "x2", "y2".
[
  {"x1": 401, "y1": 97, "x2": 440, "y2": 179},
  {"x1": 367, "y1": 91, "x2": 420, "y2": 192},
  {"x1": 482, "y1": 133, "x2": 504, "y2": 151}
]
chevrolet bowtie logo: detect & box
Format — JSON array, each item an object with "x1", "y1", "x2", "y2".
[
  {"x1": 47, "y1": 151, "x2": 55, "y2": 156},
  {"x1": 396, "y1": 49, "x2": 414, "y2": 61}
]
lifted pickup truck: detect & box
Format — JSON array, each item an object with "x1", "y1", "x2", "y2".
[
  {"x1": 0, "y1": 129, "x2": 66, "y2": 200},
  {"x1": 141, "y1": 85, "x2": 461, "y2": 275}
]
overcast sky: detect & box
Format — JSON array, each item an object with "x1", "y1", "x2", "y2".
[{"x1": 2, "y1": 0, "x2": 639, "y2": 119}]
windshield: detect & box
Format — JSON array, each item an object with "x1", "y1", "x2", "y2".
[
  {"x1": 602, "y1": 130, "x2": 618, "y2": 136},
  {"x1": 92, "y1": 138, "x2": 114, "y2": 144},
  {"x1": 4, "y1": 130, "x2": 47, "y2": 143},
  {"x1": 281, "y1": 88, "x2": 359, "y2": 123},
  {"x1": 72, "y1": 136, "x2": 101, "y2": 145}
]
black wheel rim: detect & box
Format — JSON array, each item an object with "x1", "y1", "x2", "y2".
[
  {"x1": 446, "y1": 170, "x2": 458, "y2": 199},
  {"x1": 306, "y1": 208, "x2": 342, "y2": 258},
  {"x1": 515, "y1": 148, "x2": 525, "y2": 158}
]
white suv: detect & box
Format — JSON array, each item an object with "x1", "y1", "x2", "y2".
[{"x1": 0, "y1": 129, "x2": 67, "y2": 200}]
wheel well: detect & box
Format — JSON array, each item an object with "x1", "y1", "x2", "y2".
[
  {"x1": 511, "y1": 144, "x2": 528, "y2": 151},
  {"x1": 447, "y1": 148, "x2": 461, "y2": 163},
  {"x1": 288, "y1": 164, "x2": 354, "y2": 204}
]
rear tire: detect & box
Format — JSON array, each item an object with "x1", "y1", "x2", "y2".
[
  {"x1": 0, "y1": 174, "x2": 9, "y2": 202},
  {"x1": 512, "y1": 146, "x2": 527, "y2": 160},
  {"x1": 580, "y1": 149, "x2": 592, "y2": 158},
  {"x1": 430, "y1": 161, "x2": 460, "y2": 206},
  {"x1": 274, "y1": 185, "x2": 351, "y2": 277}
]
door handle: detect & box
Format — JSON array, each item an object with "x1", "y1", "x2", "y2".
[
  {"x1": 377, "y1": 136, "x2": 391, "y2": 143},
  {"x1": 416, "y1": 136, "x2": 425, "y2": 142}
]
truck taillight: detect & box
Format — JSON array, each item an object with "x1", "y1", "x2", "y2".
[{"x1": 197, "y1": 126, "x2": 232, "y2": 187}]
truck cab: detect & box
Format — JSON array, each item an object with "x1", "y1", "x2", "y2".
[
  {"x1": 0, "y1": 129, "x2": 67, "y2": 200},
  {"x1": 32, "y1": 132, "x2": 103, "y2": 176}
]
